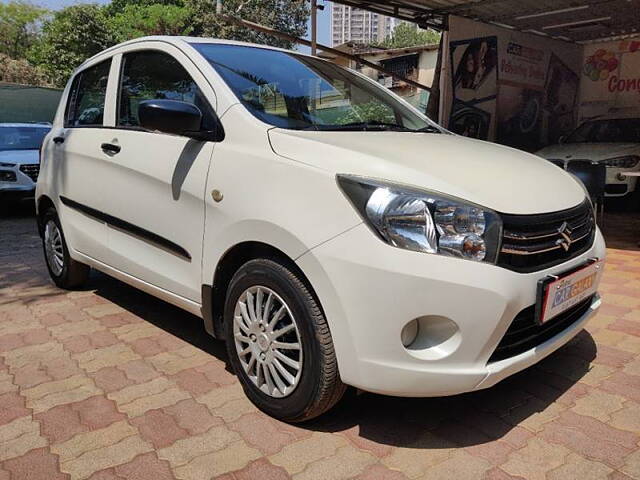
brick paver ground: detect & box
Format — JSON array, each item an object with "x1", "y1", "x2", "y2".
[{"x1": 2, "y1": 205, "x2": 640, "y2": 480}]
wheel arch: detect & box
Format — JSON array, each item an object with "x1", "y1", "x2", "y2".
[
  {"x1": 203, "y1": 240, "x2": 319, "y2": 340},
  {"x1": 36, "y1": 195, "x2": 56, "y2": 237}
]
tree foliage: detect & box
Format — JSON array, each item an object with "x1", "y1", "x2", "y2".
[
  {"x1": 0, "y1": 1, "x2": 47, "y2": 59},
  {"x1": 336, "y1": 101, "x2": 395, "y2": 125},
  {"x1": 187, "y1": 0, "x2": 309, "y2": 49},
  {"x1": 29, "y1": 4, "x2": 116, "y2": 87},
  {"x1": 378, "y1": 22, "x2": 440, "y2": 49},
  {"x1": 107, "y1": 0, "x2": 184, "y2": 15},
  {"x1": 109, "y1": 3, "x2": 195, "y2": 42},
  {"x1": 8, "y1": 0, "x2": 311, "y2": 88},
  {"x1": 0, "y1": 53, "x2": 50, "y2": 85}
]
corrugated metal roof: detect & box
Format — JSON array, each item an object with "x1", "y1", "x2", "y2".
[{"x1": 330, "y1": 0, "x2": 640, "y2": 43}]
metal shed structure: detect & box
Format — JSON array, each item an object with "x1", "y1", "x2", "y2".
[{"x1": 329, "y1": 0, "x2": 640, "y2": 43}]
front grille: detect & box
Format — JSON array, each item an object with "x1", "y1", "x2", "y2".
[
  {"x1": 498, "y1": 200, "x2": 595, "y2": 273},
  {"x1": 489, "y1": 295, "x2": 594, "y2": 363},
  {"x1": 19, "y1": 164, "x2": 40, "y2": 183}
]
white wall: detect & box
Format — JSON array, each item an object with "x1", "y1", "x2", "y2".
[{"x1": 417, "y1": 49, "x2": 438, "y2": 87}]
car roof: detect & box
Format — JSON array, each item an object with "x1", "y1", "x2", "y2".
[
  {"x1": 0, "y1": 123, "x2": 51, "y2": 128},
  {"x1": 79, "y1": 36, "x2": 310, "y2": 69}
]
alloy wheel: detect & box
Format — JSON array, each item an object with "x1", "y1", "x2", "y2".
[
  {"x1": 44, "y1": 220, "x2": 64, "y2": 276},
  {"x1": 233, "y1": 286, "x2": 303, "y2": 398}
]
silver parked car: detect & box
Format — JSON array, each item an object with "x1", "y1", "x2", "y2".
[{"x1": 0, "y1": 123, "x2": 51, "y2": 203}]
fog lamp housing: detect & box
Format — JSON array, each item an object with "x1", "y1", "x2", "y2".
[{"x1": 0, "y1": 170, "x2": 17, "y2": 182}]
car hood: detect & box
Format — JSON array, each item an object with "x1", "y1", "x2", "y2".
[
  {"x1": 268, "y1": 129, "x2": 585, "y2": 215},
  {"x1": 536, "y1": 143, "x2": 639, "y2": 161},
  {"x1": 0, "y1": 149, "x2": 39, "y2": 165}
]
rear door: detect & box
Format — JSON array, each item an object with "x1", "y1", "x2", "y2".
[
  {"x1": 98, "y1": 46, "x2": 217, "y2": 302},
  {"x1": 54, "y1": 58, "x2": 116, "y2": 261}
]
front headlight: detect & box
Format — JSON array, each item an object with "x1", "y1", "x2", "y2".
[
  {"x1": 337, "y1": 175, "x2": 502, "y2": 263},
  {"x1": 604, "y1": 156, "x2": 640, "y2": 169}
]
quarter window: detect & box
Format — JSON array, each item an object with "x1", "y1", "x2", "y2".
[
  {"x1": 65, "y1": 60, "x2": 111, "y2": 127},
  {"x1": 118, "y1": 50, "x2": 215, "y2": 130}
]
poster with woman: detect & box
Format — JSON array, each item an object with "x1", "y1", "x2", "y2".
[
  {"x1": 451, "y1": 36, "x2": 498, "y2": 103},
  {"x1": 448, "y1": 36, "x2": 498, "y2": 140}
]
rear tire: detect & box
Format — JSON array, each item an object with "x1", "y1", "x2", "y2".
[
  {"x1": 224, "y1": 258, "x2": 345, "y2": 422},
  {"x1": 41, "y1": 208, "x2": 90, "y2": 289}
]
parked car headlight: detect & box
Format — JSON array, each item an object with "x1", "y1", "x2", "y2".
[
  {"x1": 337, "y1": 175, "x2": 502, "y2": 263},
  {"x1": 0, "y1": 162, "x2": 15, "y2": 167},
  {"x1": 604, "y1": 156, "x2": 640, "y2": 169}
]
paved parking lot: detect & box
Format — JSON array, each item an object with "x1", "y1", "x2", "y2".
[{"x1": 2, "y1": 206, "x2": 640, "y2": 480}]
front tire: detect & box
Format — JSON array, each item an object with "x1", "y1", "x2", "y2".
[
  {"x1": 41, "y1": 208, "x2": 90, "y2": 289},
  {"x1": 224, "y1": 258, "x2": 345, "y2": 422}
]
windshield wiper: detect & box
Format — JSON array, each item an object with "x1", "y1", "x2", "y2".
[
  {"x1": 308, "y1": 121, "x2": 415, "y2": 132},
  {"x1": 413, "y1": 125, "x2": 442, "y2": 134}
]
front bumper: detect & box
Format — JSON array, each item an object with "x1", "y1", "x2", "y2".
[
  {"x1": 0, "y1": 185, "x2": 36, "y2": 202},
  {"x1": 0, "y1": 164, "x2": 37, "y2": 199},
  {"x1": 297, "y1": 223, "x2": 606, "y2": 397}
]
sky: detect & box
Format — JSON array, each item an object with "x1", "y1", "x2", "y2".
[{"x1": 7, "y1": 0, "x2": 332, "y2": 46}]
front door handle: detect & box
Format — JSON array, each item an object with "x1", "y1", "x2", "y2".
[
  {"x1": 53, "y1": 136, "x2": 65, "y2": 144},
  {"x1": 101, "y1": 143, "x2": 121, "y2": 154}
]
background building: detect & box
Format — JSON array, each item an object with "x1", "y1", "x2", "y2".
[
  {"x1": 331, "y1": 4, "x2": 400, "y2": 46},
  {"x1": 319, "y1": 43, "x2": 438, "y2": 112}
]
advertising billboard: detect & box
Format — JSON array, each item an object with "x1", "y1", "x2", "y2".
[{"x1": 443, "y1": 16, "x2": 583, "y2": 151}]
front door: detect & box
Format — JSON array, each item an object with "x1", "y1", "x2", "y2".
[{"x1": 98, "y1": 47, "x2": 218, "y2": 302}]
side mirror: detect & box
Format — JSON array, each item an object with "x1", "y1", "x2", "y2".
[
  {"x1": 138, "y1": 99, "x2": 204, "y2": 139},
  {"x1": 558, "y1": 135, "x2": 566, "y2": 144}
]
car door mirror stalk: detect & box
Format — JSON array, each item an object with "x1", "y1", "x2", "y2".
[{"x1": 183, "y1": 128, "x2": 225, "y2": 142}]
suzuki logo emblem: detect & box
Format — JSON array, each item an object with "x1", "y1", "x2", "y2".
[{"x1": 556, "y1": 222, "x2": 573, "y2": 252}]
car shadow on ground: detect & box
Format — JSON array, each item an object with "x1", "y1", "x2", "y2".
[
  {"x1": 92, "y1": 273, "x2": 228, "y2": 361},
  {"x1": 303, "y1": 331, "x2": 596, "y2": 449},
  {"x1": 92, "y1": 266, "x2": 597, "y2": 449}
]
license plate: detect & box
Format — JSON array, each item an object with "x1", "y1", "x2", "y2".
[{"x1": 536, "y1": 259, "x2": 604, "y2": 324}]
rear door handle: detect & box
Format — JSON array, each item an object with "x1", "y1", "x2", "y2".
[
  {"x1": 53, "y1": 136, "x2": 65, "y2": 144},
  {"x1": 101, "y1": 143, "x2": 121, "y2": 154}
]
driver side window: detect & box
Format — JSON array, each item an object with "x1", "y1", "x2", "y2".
[{"x1": 118, "y1": 50, "x2": 216, "y2": 130}]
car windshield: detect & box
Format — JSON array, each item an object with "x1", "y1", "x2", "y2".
[
  {"x1": 565, "y1": 118, "x2": 640, "y2": 144},
  {"x1": 0, "y1": 126, "x2": 50, "y2": 151},
  {"x1": 191, "y1": 43, "x2": 441, "y2": 133}
]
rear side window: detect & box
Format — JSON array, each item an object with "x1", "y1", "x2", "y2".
[
  {"x1": 118, "y1": 50, "x2": 215, "y2": 130},
  {"x1": 65, "y1": 60, "x2": 112, "y2": 127}
]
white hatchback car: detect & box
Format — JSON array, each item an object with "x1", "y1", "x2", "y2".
[
  {"x1": 537, "y1": 116, "x2": 640, "y2": 200},
  {"x1": 37, "y1": 37, "x2": 606, "y2": 421}
]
